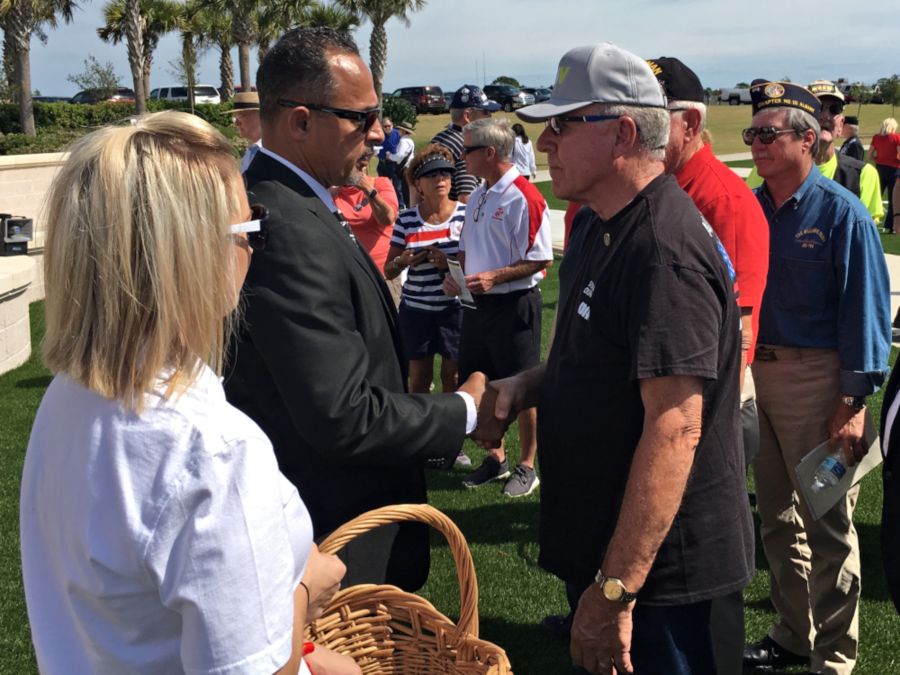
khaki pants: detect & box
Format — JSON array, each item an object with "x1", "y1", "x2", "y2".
[{"x1": 752, "y1": 346, "x2": 860, "y2": 675}]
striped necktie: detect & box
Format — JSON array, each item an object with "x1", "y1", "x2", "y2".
[{"x1": 333, "y1": 210, "x2": 357, "y2": 243}]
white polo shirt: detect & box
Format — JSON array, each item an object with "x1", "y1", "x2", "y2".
[{"x1": 460, "y1": 166, "x2": 553, "y2": 294}]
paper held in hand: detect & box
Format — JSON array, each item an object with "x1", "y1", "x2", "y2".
[
  {"x1": 793, "y1": 411, "x2": 882, "y2": 521},
  {"x1": 447, "y1": 259, "x2": 476, "y2": 309}
]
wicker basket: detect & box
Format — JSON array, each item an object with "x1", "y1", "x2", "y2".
[{"x1": 306, "y1": 504, "x2": 513, "y2": 674}]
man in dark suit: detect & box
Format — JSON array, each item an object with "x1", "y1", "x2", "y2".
[{"x1": 225, "y1": 27, "x2": 487, "y2": 592}]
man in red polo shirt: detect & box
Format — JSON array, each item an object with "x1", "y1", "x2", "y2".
[{"x1": 649, "y1": 55, "x2": 769, "y2": 675}]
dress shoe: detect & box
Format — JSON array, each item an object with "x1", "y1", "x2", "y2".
[{"x1": 743, "y1": 635, "x2": 808, "y2": 669}]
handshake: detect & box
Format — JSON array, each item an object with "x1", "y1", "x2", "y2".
[{"x1": 456, "y1": 371, "x2": 535, "y2": 448}]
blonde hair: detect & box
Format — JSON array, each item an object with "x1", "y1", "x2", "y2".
[
  {"x1": 42, "y1": 111, "x2": 242, "y2": 411},
  {"x1": 879, "y1": 118, "x2": 898, "y2": 135}
]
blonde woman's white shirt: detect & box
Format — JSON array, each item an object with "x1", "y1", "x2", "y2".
[{"x1": 20, "y1": 364, "x2": 313, "y2": 675}]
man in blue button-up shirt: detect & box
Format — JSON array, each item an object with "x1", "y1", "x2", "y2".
[{"x1": 742, "y1": 81, "x2": 890, "y2": 675}]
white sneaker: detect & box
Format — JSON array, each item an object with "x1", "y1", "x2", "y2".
[{"x1": 454, "y1": 451, "x2": 472, "y2": 468}]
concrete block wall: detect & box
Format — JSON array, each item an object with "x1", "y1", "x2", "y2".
[
  {"x1": 0, "y1": 153, "x2": 65, "y2": 374},
  {"x1": 0, "y1": 256, "x2": 35, "y2": 374}
]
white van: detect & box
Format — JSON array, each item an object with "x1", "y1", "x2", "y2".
[{"x1": 149, "y1": 84, "x2": 221, "y2": 104}]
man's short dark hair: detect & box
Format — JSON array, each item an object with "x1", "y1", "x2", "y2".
[{"x1": 257, "y1": 27, "x2": 359, "y2": 121}]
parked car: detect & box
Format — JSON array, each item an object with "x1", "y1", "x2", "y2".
[
  {"x1": 69, "y1": 88, "x2": 136, "y2": 104},
  {"x1": 522, "y1": 87, "x2": 551, "y2": 103},
  {"x1": 443, "y1": 91, "x2": 454, "y2": 109},
  {"x1": 149, "y1": 84, "x2": 222, "y2": 104},
  {"x1": 391, "y1": 86, "x2": 445, "y2": 114},
  {"x1": 482, "y1": 84, "x2": 531, "y2": 112},
  {"x1": 32, "y1": 96, "x2": 70, "y2": 103}
]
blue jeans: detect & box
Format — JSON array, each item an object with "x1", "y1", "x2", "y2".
[{"x1": 567, "y1": 587, "x2": 717, "y2": 675}]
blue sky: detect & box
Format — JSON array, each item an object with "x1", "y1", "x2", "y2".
[{"x1": 27, "y1": 0, "x2": 899, "y2": 97}]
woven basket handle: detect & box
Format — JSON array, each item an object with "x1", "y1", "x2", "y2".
[{"x1": 317, "y1": 503, "x2": 479, "y2": 638}]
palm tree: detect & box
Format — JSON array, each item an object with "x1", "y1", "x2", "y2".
[
  {"x1": 202, "y1": 10, "x2": 235, "y2": 101},
  {"x1": 123, "y1": 0, "x2": 147, "y2": 113},
  {"x1": 303, "y1": 1, "x2": 358, "y2": 32},
  {"x1": 171, "y1": 0, "x2": 203, "y2": 110},
  {"x1": 334, "y1": 0, "x2": 426, "y2": 106},
  {"x1": 196, "y1": 0, "x2": 259, "y2": 93},
  {"x1": 254, "y1": 0, "x2": 313, "y2": 67},
  {"x1": 98, "y1": 0, "x2": 181, "y2": 101},
  {"x1": 0, "y1": 0, "x2": 78, "y2": 135}
]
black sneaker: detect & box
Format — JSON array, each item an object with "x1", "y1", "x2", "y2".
[
  {"x1": 462, "y1": 456, "x2": 510, "y2": 488},
  {"x1": 742, "y1": 635, "x2": 808, "y2": 669},
  {"x1": 503, "y1": 464, "x2": 540, "y2": 497}
]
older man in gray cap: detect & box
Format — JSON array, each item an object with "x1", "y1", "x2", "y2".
[{"x1": 480, "y1": 42, "x2": 754, "y2": 674}]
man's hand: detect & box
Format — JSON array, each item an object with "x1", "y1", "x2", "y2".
[
  {"x1": 465, "y1": 271, "x2": 499, "y2": 295},
  {"x1": 443, "y1": 274, "x2": 461, "y2": 297},
  {"x1": 469, "y1": 382, "x2": 512, "y2": 448},
  {"x1": 302, "y1": 544, "x2": 346, "y2": 620},
  {"x1": 828, "y1": 401, "x2": 867, "y2": 465},
  {"x1": 457, "y1": 371, "x2": 487, "y2": 416},
  {"x1": 571, "y1": 584, "x2": 635, "y2": 674}
]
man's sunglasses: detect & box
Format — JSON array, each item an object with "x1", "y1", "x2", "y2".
[
  {"x1": 462, "y1": 144, "x2": 488, "y2": 154},
  {"x1": 741, "y1": 127, "x2": 797, "y2": 145},
  {"x1": 823, "y1": 102, "x2": 844, "y2": 116},
  {"x1": 229, "y1": 203, "x2": 268, "y2": 252},
  {"x1": 277, "y1": 99, "x2": 381, "y2": 134},
  {"x1": 545, "y1": 114, "x2": 622, "y2": 135}
]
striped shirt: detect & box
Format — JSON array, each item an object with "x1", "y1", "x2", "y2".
[
  {"x1": 430, "y1": 125, "x2": 479, "y2": 201},
  {"x1": 392, "y1": 202, "x2": 465, "y2": 311}
]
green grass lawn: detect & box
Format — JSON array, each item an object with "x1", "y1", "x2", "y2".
[{"x1": 3, "y1": 261, "x2": 900, "y2": 673}]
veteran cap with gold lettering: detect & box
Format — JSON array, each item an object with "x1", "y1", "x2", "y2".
[
  {"x1": 749, "y1": 79, "x2": 821, "y2": 117},
  {"x1": 517, "y1": 42, "x2": 666, "y2": 122},
  {"x1": 808, "y1": 79, "x2": 844, "y2": 102},
  {"x1": 647, "y1": 57, "x2": 705, "y2": 104}
]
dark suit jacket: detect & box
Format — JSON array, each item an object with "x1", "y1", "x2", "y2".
[
  {"x1": 225, "y1": 151, "x2": 467, "y2": 589},
  {"x1": 878, "y1": 364, "x2": 900, "y2": 614}
]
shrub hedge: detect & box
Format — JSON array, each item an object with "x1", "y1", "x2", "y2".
[{"x1": 0, "y1": 100, "x2": 241, "y2": 155}]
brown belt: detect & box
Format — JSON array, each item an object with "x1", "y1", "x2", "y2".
[{"x1": 754, "y1": 344, "x2": 834, "y2": 362}]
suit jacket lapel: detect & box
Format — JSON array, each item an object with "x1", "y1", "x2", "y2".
[
  {"x1": 247, "y1": 152, "x2": 403, "y2": 357},
  {"x1": 312, "y1": 198, "x2": 401, "y2": 331}
]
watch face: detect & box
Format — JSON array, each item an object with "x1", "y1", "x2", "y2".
[{"x1": 602, "y1": 579, "x2": 624, "y2": 602}]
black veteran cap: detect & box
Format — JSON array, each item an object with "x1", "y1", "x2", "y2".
[
  {"x1": 750, "y1": 79, "x2": 821, "y2": 117},
  {"x1": 646, "y1": 57, "x2": 705, "y2": 103}
]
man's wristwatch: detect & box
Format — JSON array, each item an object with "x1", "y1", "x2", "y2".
[
  {"x1": 594, "y1": 570, "x2": 637, "y2": 603},
  {"x1": 367, "y1": 187, "x2": 378, "y2": 201},
  {"x1": 840, "y1": 395, "x2": 867, "y2": 411}
]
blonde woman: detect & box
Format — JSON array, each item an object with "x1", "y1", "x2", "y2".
[
  {"x1": 19, "y1": 112, "x2": 355, "y2": 675},
  {"x1": 869, "y1": 117, "x2": 900, "y2": 230}
]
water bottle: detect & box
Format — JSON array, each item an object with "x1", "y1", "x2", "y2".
[{"x1": 810, "y1": 449, "x2": 847, "y2": 493}]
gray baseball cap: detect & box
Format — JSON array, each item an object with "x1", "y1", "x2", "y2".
[{"x1": 517, "y1": 42, "x2": 666, "y2": 122}]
